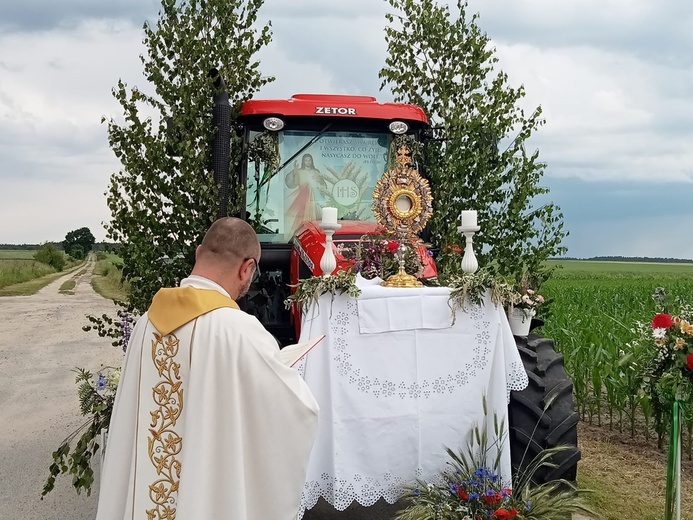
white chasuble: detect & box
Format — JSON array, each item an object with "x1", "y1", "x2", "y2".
[{"x1": 96, "y1": 276, "x2": 319, "y2": 520}]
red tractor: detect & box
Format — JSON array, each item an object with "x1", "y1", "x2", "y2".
[{"x1": 223, "y1": 93, "x2": 580, "y2": 501}]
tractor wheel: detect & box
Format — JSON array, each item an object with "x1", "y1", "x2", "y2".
[{"x1": 508, "y1": 334, "x2": 581, "y2": 483}]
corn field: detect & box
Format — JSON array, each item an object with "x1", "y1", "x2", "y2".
[{"x1": 541, "y1": 260, "x2": 693, "y2": 454}]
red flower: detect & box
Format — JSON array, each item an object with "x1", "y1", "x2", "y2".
[
  {"x1": 457, "y1": 488, "x2": 469, "y2": 500},
  {"x1": 687, "y1": 353, "x2": 693, "y2": 372},
  {"x1": 491, "y1": 507, "x2": 518, "y2": 519},
  {"x1": 652, "y1": 313, "x2": 673, "y2": 329},
  {"x1": 483, "y1": 491, "x2": 502, "y2": 505},
  {"x1": 387, "y1": 240, "x2": 400, "y2": 253}
]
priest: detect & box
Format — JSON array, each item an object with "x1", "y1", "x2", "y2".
[{"x1": 96, "y1": 217, "x2": 319, "y2": 520}]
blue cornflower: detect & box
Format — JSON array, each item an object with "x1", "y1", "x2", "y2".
[
  {"x1": 96, "y1": 373, "x2": 107, "y2": 391},
  {"x1": 501, "y1": 488, "x2": 511, "y2": 498},
  {"x1": 485, "y1": 489, "x2": 496, "y2": 497},
  {"x1": 489, "y1": 472, "x2": 499, "y2": 482},
  {"x1": 473, "y1": 467, "x2": 486, "y2": 478},
  {"x1": 449, "y1": 483, "x2": 459, "y2": 494},
  {"x1": 412, "y1": 489, "x2": 421, "y2": 496},
  {"x1": 468, "y1": 492, "x2": 479, "y2": 500},
  {"x1": 525, "y1": 500, "x2": 532, "y2": 511}
]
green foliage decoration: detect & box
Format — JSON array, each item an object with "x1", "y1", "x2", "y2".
[
  {"x1": 285, "y1": 269, "x2": 362, "y2": 310},
  {"x1": 380, "y1": 0, "x2": 567, "y2": 283},
  {"x1": 443, "y1": 268, "x2": 516, "y2": 312},
  {"x1": 34, "y1": 243, "x2": 66, "y2": 271},
  {"x1": 42, "y1": 367, "x2": 120, "y2": 498},
  {"x1": 103, "y1": 0, "x2": 273, "y2": 313}
]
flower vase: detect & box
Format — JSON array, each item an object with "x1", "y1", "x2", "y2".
[{"x1": 508, "y1": 307, "x2": 535, "y2": 337}]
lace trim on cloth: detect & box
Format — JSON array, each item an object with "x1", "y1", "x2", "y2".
[
  {"x1": 297, "y1": 470, "x2": 421, "y2": 519},
  {"x1": 506, "y1": 358, "x2": 529, "y2": 400}
]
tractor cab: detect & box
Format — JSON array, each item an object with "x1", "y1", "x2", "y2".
[{"x1": 234, "y1": 94, "x2": 432, "y2": 344}]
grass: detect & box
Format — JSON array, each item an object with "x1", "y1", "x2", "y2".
[
  {"x1": 59, "y1": 279, "x2": 76, "y2": 295},
  {"x1": 0, "y1": 262, "x2": 84, "y2": 296},
  {"x1": 578, "y1": 422, "x2": 693, "y2": 520},
  {"x1": 0, "y1": 247, "x2": 86, "y2": 296},
  {"x1": 0, "y1": 259, "x2": 55, "y2": 289},
  {"x1": 91, "y1": 252, "x2": 130, "y2": 302}
]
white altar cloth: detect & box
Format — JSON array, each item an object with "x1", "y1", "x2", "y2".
[{"x1": 295, "y1": 277, "x2": 528, "y2": 516}]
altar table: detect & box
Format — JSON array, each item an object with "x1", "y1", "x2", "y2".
[{"x1": 295, "y1": 276, "x2": 528, "y2": 517}]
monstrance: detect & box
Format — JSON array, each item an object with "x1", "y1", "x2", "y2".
[{"x1": 372, "y1": 146, "x2": 433, "y2": 287}]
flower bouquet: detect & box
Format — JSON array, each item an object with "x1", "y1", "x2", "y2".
[
  {"x1": 637, "y1": 289, "x2": 693, "y2": 437},
  {"x1": 507, "y1": 285, "x2": 544, "y2": 336},
  {"x1": 43, "y1": 366, "x2": 121, "y2": 497},
  {"x1": 395, "y1": 403, "x2": 593, "y2": 520},
  {"x1": 337, "y1": 231, "x2": 427, "y2": 281},
  {"x1": 509, "y1": 287, "x2": 545, "y2": 317}
]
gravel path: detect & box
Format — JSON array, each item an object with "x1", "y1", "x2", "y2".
[{"x1": 0, "y1": 257, "x2": 124, "y2": 520}]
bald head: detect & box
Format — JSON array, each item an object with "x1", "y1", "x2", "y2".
[
  {"x1": 192, "y1": 218, "x2": 261, "y2": 299},
  {"x1": 197, "y1": 217, "x2": 260, "y2": 265}
]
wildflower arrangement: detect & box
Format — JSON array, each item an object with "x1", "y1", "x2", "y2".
[
  {"x1": 396, "y1": 400, "x2": 594, "y2": 520},
  {"x1": 638, "y1": 288, "x2": 693, "y2": 431},
  {"x1": 400, "y1": 464, "x2": 519, "y2": 520},
  {"x1": 42, "y1": 366, "x2": 121, "y2": 497}
]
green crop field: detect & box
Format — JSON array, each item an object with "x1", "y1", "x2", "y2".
[
  {"x1": 0, "y1": 249, "x2": 38, "y2": 260},
  {"x1": 541, "y1": 260, "x2": 693, "y2": 441},
  {"x1": 539, "y1": 260, "x2": 693, "y2": 519}
]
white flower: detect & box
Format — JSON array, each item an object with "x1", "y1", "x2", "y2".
[{"x1": 652, "y1": 327, "x2": 667, "y2": 339}]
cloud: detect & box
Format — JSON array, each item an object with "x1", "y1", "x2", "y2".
[
  {"x1": 258, "y1": 2, "x2": 388, "y2": 97},
  {"x1": 475, "y1": 18, "x2": 693, "y2": 183},
  {"x1": 0, "y1": 0, "x2": 159, "y2": 32},
  {"x1": 469, "y1": 0, "x2": 693, "y2": 64},
  {"x1": 539, "y1": 177, "x2": 693, "y2": 258}
]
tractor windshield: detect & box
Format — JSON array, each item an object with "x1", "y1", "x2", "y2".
[{"x1": 246, "y1": 130, "x2": 394, "y2": 243}]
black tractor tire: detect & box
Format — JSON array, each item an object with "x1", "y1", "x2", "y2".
[{"x1": 508, "y1": 333, "x2": 581, "y2": 483}]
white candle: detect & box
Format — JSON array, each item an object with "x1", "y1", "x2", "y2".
[
  {"x1": 460, "y1": 210, "x2": 477, "y2": 228},
  {"x1": 321, "y1": 206, "x2": 338, "y2": 226}
]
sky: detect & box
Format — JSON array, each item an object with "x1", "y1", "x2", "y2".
[{"x1": 1, "y1": 1, "x2": 692, "y2": 259}]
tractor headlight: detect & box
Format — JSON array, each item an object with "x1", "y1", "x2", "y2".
[
  {"x1": 263, "y1": 117, "x2": 285, "y2": 131},
  {"x1": 388, "y1": 120, "x2": 409, "y2": 134}
]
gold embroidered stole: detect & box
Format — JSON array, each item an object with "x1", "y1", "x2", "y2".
[{"x1": 143, "y1": 287, "x2": 238, "y2": 518}]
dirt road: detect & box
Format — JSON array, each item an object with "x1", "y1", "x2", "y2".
[{"x1": 0, "y1": 257, "x2": 123, "y2": 520}]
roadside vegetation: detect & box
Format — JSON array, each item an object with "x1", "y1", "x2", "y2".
[
  {"x1": 0, "y1": 249, "x2": 84, "y2": 296},
  {"x1": 91, "y1": 252, "x2": 130, "y2": 302}
]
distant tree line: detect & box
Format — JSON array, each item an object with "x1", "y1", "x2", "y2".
[
  {"x1": 554, "y1": 256, "x2": 693, "y2": 264},
  {"x1": 0, "y1": 244, "x2": 42, "y2": 250}
]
